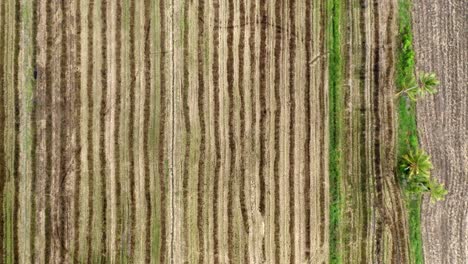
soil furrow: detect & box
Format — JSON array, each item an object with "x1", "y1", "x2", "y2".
[
  {"x1": 0, "y1": 0, "x2": 5, "y2": 259},
  {"x1": 258, "y1": 0, "x2": 267, "y2": 219},
  {"x1": 303, "y1": 0, "x2": 312, "y2": 259},
  {"x1": 273, "y1": 1, "x2": 282, "y2": 262},
  {"x1": 59, "y1": 0, "x2": 67, "y2": 260},
  {"x1": 238, "y1": 0, "x2": 249, "y2": 251},
  {"x1": 182, "y1": 0, "x2": 191, "y2": 262},
  {"x1": 73, "y1": 0, "x2": 82, "y2": 260},
  {"x1": 143, "y1": 0, "x2": 152, "y2": 261},
  {"x1": 288, "y1": 0, "x2": 297, "y2": 261},
  {"x1": 49, "y1": 0, "x2": 64, "y2": 261},
  {"x1": 197, "y1": 0, "x2": 207, "y2": 262},
  {"x1": 85, "y1": 0, "x2": 94, "y2": 261},
  {"x1": 100, "y1": 3, "x2": 108, "y2": 258},
  {"x1": 113, "y1": 0, "x2": 122, "y2": 260},
  {"x1": 156, "y1": 0, "x2": 167, "y2": 262},
  {"x1": 226, "y1": 0, "x2": 236, "y2": 262},
  {"x1": 318, "y1": 0, "x2": 328, "y2": 252},
  {"x1": 128, "y1": 0, "x2": 136, "y2": 258},
  {"x1": 371, "y1": 1, "x2": 384, "y2": 262},
  {"x1": 234, "y1": 1, "x2": 249, "y2": 262},
  {"x1": 212, "y1": 0, "x2": 221, "y2": 262},
  {"x1": 12, "y1": 0, "x2": 20, "y2": 261}
]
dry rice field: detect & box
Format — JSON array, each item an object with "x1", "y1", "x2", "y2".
[{"x1": 0, "y1": 0, "x2": 465, "y2": 263}]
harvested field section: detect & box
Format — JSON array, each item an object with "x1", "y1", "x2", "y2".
[{"x1": 0, "y1": 0, "x2": 453, "y2": 263}]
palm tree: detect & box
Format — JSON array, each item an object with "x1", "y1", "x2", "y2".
[
  {"x1": 399, "y1": 148, "x2": 448, "y2": 202},
  {"x1": 400, "y1": 149, "x2": 433, "y2": 179},
  {"x1": 396, "y1": 72, "x2": 439, "y2": 100}
]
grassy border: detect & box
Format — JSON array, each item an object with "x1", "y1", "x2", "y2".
[
  {"x1": 328, "y1": 0, "x2": 343, "y2": 263},
  {"x1": 396, "y1": 0, "x2": 424, "y2": 263}
]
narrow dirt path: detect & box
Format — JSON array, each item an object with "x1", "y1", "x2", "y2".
[{"x1": 412, "y1": 1, "x2": 468, "y2": 263}]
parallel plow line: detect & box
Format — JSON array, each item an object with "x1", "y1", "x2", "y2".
[{"x1": 0, "y1": 1, "x2": 419, "y2": 263}]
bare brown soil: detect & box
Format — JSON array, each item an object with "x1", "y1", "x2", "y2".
[{"x1": 412, "y1": 1, "x2": 468, "y2": 263}]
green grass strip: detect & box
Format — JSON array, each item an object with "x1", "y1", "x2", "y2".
[
  {"x1": 396, "y1": 0, "x2": 424, "y2": 263},
  {"x1": 328, "y1": 0, "x2": 343, "y2": 263}
]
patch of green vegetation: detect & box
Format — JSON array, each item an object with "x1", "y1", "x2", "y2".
[
  {"x1": 397, "y1": 72, "x2": 439, "y2": 101},
  {"x1": 328, "y1": 0, "x2": 343, "y2": 263},
  {"x1": 399, "y1": 149, "x2": 448, "y2": 202},
  {"x1": 397, "y1": 1, "x2": 424, "y2": 263},
  {"x1": 396, "y1": 1, "x2": 422, "y2": 263}
]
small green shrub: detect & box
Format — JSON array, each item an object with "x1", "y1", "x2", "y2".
[{"x1": 399, "y1": 148, "x2": 448, "y2": 202}]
